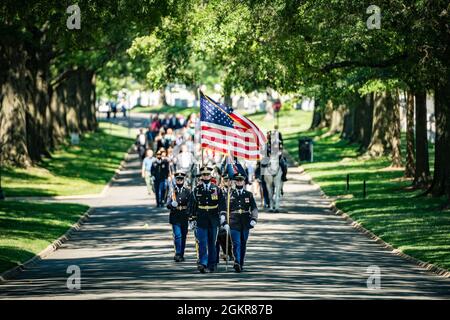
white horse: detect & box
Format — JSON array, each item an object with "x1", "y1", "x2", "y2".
[{"x1": 261, "y1": 154, "x2": 283, "y2": 212}]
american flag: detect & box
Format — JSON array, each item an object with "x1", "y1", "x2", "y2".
[{"x1": 200, "y1": 91, "x2": 267, "y2": 160}]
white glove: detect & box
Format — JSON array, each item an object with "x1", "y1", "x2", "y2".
[
  {"x1": 220, "y1": 215, "x2": 226, "y2": 225},
  {"x1": 250, "y1": 220, "x2": 257, "y2": 227},
  {"x1": 151, "y1": 176, "x2": 155, "y2": 181},
  {"x1": 171, "y1": 200, "x2": 178, "y2": 207},
  {"x1": 189, "y1": 220, "x2": 197, "y2": 230},
  {"x1": 223, "y1": 224, "x2": 230, "y2": 233}
]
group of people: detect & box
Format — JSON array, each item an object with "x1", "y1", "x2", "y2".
[
  {"x1": 136, "y1": 112, "x2": 289, "y2": 272},
  {"x1": 166, "y1": 166, "x2": 258, "y2": 273},
  {"x1": 105, "y1": 100, "x2": 127, "y2": 118}
]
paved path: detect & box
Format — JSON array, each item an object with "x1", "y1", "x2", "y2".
[{"x1": 1, "y1": 121, "x2": 450, "y2": 299}]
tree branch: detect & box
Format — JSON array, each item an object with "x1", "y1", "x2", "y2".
[{"x1": 321, "y1": 53, "x2": 408, "y2": 73}]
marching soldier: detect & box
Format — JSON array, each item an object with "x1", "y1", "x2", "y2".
[
  {"x1": 216, "y1": 173, "x2": 234, "y2": 264},
  {"x1": 166, "y1": 171, "x2": 191, "y2": 262},
  {"x1": 188, "y1": 166, "x2": 226, "y2": 273},
  {"x1": 221, "y1": 173, "x2": 258, "y2": 273}
]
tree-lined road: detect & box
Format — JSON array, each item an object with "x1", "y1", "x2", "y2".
[{"x1": 1, "y1": 148, "x2": 449, "y2": 299}]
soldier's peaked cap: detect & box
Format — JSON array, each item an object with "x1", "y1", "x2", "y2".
[
  {"x1": 174, "y1": 171, "x2": 186, "y2": 178},
  {"x1": 200, "y1": 166, "x2": 213, "y2": 174},
  {"x1": 233, "y1": 173, "x2": 246, "y2": 180}
]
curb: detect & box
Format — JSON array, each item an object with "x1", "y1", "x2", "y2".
[
  {"x1": 0, "y1": 145, "x2": 136, "y2": 282},
  {"x1": 0, "y1": 207, "x2": 94, "y2": 283},
  {"x1": 298, "y1": 166, "x2": 450, "y2": 279}
]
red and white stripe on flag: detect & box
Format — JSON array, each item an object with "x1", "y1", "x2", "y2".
[{"x1": 200, "y1": 92, "x2": 267, "y2": 161}]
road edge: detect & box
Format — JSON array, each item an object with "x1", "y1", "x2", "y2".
[
  {"x1": 0, "y1": 207, "x2": 94, "y2": 283},
  {"x1": 299, "y1": 167, "x2": 450, "y2": 279}
]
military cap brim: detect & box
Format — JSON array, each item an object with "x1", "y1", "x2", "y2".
[
  {"x1": 174, "y1": 172, "x2": 186, "y2": 178},
  {"x1": 232, "y1": 173, "x2": 246, "y2": 180},
  {"x1": 200, "y1": 166, "x2": 213, "y2": 174}
]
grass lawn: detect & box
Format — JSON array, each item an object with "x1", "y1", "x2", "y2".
[
  {"x1": 0, "y1": 201, "x2": 88, "y2": 274},
  {"x1": 248, "y1": 108, "x2": 450, "y2": 271},
  {"x1": 2, "y1": 122, "x2": 134, "y2": 197}
]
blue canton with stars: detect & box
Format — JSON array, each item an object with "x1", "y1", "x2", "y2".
[{"x1": 200, "y1": 93, "x2": 234, "y2": 128}]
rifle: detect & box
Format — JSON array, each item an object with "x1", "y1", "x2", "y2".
[{"x1": 225, "y1": 181, "x2": 231, "y2": 272}]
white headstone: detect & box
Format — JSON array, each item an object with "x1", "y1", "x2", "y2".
[{"x1": 70, "y1": 132, "x2": 80, "y2": 145}]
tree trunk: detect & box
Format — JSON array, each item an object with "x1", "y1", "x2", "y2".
[
  {"x1": 413, "y1": 90, "x2": 431, "y2": 187},
  {"x1": 360, "y1": 93, "x2": 374, "y2": 150},
  {"x1": 90, "y1": 72, "x2": 98, "y2": 131},
  {"x1": 427, "y1": 81, "x2": 450, "y2": 198},
  {"x1": 404, "y1": 91, "x2": 416, "y2": 178},
  {"x1": 223, "y1": 81, "x2": 232, "y2": 107},
  {"x1": 366, "y1": 91, "x2": 395, "y2": 157},
  {"x1": 350, "y1": 93, "x2": 373, "y2": 150},
  {"x1": 310, "y1": 98, "x2": 322, "y2": 129},
  {"x1": 341, "y1": 104, "x2": 354, "y2": 140},
  {"x1": 327, "y1": 104, "x2": 345, "y2": 135},
  {"x1": 0, "y1": 38, "x2": 31, "y2": 166},
  {"x1": 78, "y1": 68, "x2": 96, "y2": 132},
  {"x1": 65, "y1": 70, "x2": 82, "y2": 133},
  {"x1": 49, "y1": 82, "x2": 69, "y2": 146},
  {"x1": 391, "y1": 90, "x2": 402, "y2": 167},
  {"x1": 25, "y1": 62, "x2": 52, "y2": 160},
  {"x1": 159, "y1": 86, "x2": 167, "y2": 106},
  {"x1": 317, "y1": 99, "x2": 333, "y2": 129}
]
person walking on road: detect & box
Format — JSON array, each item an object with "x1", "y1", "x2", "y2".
[
  {"x1": 135, "y1": 128, "x2": 148, "y2": 161},
  {"x1": 151, "y1": 150, "x2": 170, "y2": 207},
  {"x1": 188, "y1": 166, "x2": 226, "y2": 273},
  {"x1": 221, "y1": 173, "x2": 258, "y2": 273},
  {"x1": 142, "y1": 149, "x2": 155, "y2": 195},
  {"x1": 166, "y1": 172, "x2": 191, "y2": 262}
]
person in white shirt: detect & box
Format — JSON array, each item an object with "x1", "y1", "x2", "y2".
[{"x1": 142, "y1": 149, "x2": 155, "y2": 195}]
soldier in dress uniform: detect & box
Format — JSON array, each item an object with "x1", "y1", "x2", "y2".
[
  {"x1": 216, "y1": 173, "x2": 234, "y2": 264},
  {"x1": 166, "y1": 171, "x2": 191, "y2": 262},
  {"x1": 188, "y1": 166, "x2": 226, "y2": 273},
  {"x1": 221, "y1": 173, "x2": 258, "y2": 273}
]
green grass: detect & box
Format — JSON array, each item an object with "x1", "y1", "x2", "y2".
[
  {"x1": 248, "y1": 109, "x2": 450, "y2": 271},
  {"x1": 2, "y1": 122, "x2": 133, "y2": 197},
  {"x1": 0, "y1": 201, "x2": 88, "y2": 273},
  {"x1": 132, "y1": 104, "x2": 199, "y2": 117}
]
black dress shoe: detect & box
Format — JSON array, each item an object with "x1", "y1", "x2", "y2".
[
  {"x1": 209, "y1": 264, "x2": 218, "y2": 273},
  {"x1": 179, "y1": 256, "x2": 185, "y2": 262},
  {"x1": 174, "y1": 255, "x2": 181, "y2": 262},
  {"x1": 198, "y1": 264, "x2": 208, "y2": 273},
  {"x1": 233, "y1": 263, "x2": 241, "y2": 273}
]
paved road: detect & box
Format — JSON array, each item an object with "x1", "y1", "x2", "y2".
[{"x1": 1, "y1": 120, "x2": 450, "y2": 299}]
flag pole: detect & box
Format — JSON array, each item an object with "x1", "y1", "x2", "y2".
[
  {"x1": 225, "y1": 142, "x2": 233, "y2": 272},
  {"x1": 225, "y1": 181, "x2": 231, "y2": 272},
  {"x1": 199, "y1": 88, "x2": 203, "y2": 168}
]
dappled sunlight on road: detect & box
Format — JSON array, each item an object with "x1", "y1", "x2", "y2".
[{"x1": 1, "y1": 149, "x2": 450, "y2": 300}]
